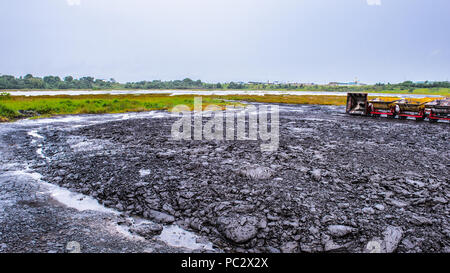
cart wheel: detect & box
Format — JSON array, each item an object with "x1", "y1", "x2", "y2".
[{"x1": 393, "y1": 104, "x2": 400, "y2": 118}]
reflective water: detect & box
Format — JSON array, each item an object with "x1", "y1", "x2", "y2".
[{"x1": 7, "y1": 89, "x2": 443, "y2": 98}]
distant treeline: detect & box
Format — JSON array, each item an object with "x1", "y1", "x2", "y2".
[
  {"x1": 375, "y1": 81, "x2": 450, "y2": 89},
  {"x1": 0, "y1": 74, "x2": 221, "y2": 90},
  {"x1": 1, "y1": 74, "x2": 450, "y2": 91}
]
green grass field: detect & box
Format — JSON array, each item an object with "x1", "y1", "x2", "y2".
[
  {"x1": 258, "y1": 88, "x2": 450, "y2": 96},
  {"x1": 365, "y1": 88, "x2": 450, "y2": 96},
  {"x1": 0, "y1": 94, "x2": 233, "y2": 121},
  {"x1": 0, "y1": 92, "x2": 445, "y2": 122},
  {"x1": 217, "y1": 94, "x2": 439, "y2": 106}
]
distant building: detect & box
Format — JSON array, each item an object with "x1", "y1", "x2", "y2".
[
  {"x1": 290, "y1": 82, "x2": 315, "y2": 87},
  {"x1": 328, "y1": 79, "x2": 364, "y2": 86},
  {"x1": 248, "y1": 81, "x2": 316, "y2": 86}
]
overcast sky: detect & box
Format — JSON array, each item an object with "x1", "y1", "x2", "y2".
[{"x1": 1, "y1": 0, "x2": 449, "y2": 84}]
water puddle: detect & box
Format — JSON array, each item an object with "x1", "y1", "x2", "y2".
[
  {"x1": 13, "y1": 170, "x2": 117, "y2": 214},
  {"x1": 27, "y1": 130, "x2": 44, "y2": 140},
  {"x1": 41, "y1": 180, "x2": 118, "y2": 214},
  {"x1": 157, "y1": 225, "x2": 214, "y2": 251},
  {"x1": 27, "y1": 130, "x2": 50, "y2": 161}
]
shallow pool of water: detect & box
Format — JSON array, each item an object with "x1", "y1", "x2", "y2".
[{"x1": 7, "y1": 89, "x2": 443, "y2": 98}]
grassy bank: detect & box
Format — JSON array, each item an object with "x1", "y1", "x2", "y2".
[
  {"x1": 235, "y1": 88, "x2": 449, "y2": 96},
  {"x1": 0, "y1": 93, "x2": 443, "y2": 122},
  {"x1": 218, "y1": 94, "x2": 439, "y2": 106},
  {"x1": 0, "y1": 94, "x2": 233, "y2": 122},
  {"x1": 362, "y1": 88, "x2": 450, "y2": 96}
]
